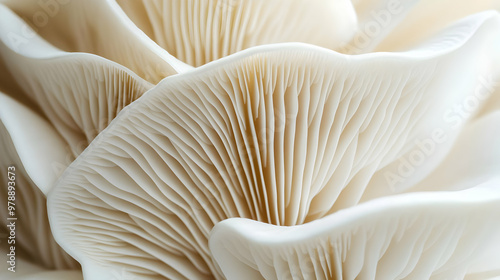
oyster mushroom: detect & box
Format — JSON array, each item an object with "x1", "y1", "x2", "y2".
[
  {"x1": 1, "y1": 0, "x2": 191, "y2": 83},
  {"x1": 0, "y1": 92, "x2": 77, "y2": 268},
  {"x1": 116, "y1": 0, "x2": 358, "y2": 66},
  {"x1": 404, "y1": 111, "x2": 500, "y2": 193},
  {"x1": 47, "y1": 11, "x2": 500, "y2": 280},
  {"x1": 0, "y1": 1, "x2": 199, "y2": 276},
  {"x1": 376, "y1": 0, "x2": 500, "y2": 52},
  {"x1": 0, "y1": 4, "x2": 151, "y2": 159},
  {"x1": 210, "y1": 179, "x2": 500, "y2": 280},
  {"x1": 476, "y1": 85, "x2": 500, "y2": 119},
  {"x1": 0, "y1": 4, "x2": 179, "y2": 271},
  {"x1": 343, "y1": 0, "x2": 421, "y2": 53}
]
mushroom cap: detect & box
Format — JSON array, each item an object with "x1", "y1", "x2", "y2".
[
  {"x1": 210, "y1": 179, "x2": 500, "y2": 280},
  {"x1": 342, "y1": 0, "x2": 421, "y2": 54},
  {"x1": 48, "y1": 11, "x2": 500, "y2": 280},
  {"x1": 375, "y1": 0, "x2": 500, "y2": 52},
  {"x1": 0, "y1": 92, "x2": 77, "y2": 268},
  {"x1": 402, "y1": 111, "x2": 500, "y2": 193},
  {"x1": 1, "y1": 0, "x2": 191, "y2": 83},
  {"x1": 117, "y1": 0, "x2": 358, "y2": 66}
]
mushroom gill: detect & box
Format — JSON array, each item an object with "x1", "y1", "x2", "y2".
[
  {"x1": 116, "y1": 0, "x2": 358, "y2": 66},
  {"x1": 1, "y1": 0, "x2": 191, "y2": 83},
  {"x1": 210, "y1": 180, "x2": 500, "y2": 280},
  {"x1": 0, "y1": 4, "x2": 152, "y2": 158},
  {"x1": 47, "y1": 12, "x2": 500, "y2": 280}
]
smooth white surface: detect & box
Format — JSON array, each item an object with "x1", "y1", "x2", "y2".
[
  {"x1": 346, "y1": 0, "x2": 421, "y2": 53},
  {"x1": 409, "y1": 111, "x2": 500, "y2": 192},
  {"x1": 0, "y1": 93, "x2": 69, "y2": 195}
]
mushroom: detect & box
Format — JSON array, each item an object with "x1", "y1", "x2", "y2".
[
  {"x1": 1, "y1": 0, "x2": 191, "y2": 83},
  {"x1": 116, "y1": 0, "x2": 358, "y2": 66},
  {"x1": 47, "y1": 11, "x2": 500, "y2": 279},
  {"x1": 0, "y1": 3, "x2": 179, "y2": 270},
  {"x1": 0, "y1": 92, "x2": 77, "y2": 268},
  {"x1": 0, "y1": 3, "x2": 151, "y2": 160},
  {"x1": 210, "y1": 179, "x2": 500, "y2": 279},
  {"x1": 375, "y1": 0, "x2": 500, "y2": 52},
  {"x1": 0, "y1": 2, "x2": 181, "y2": 271},
  {"x1": 341, "y1": 0, "x2": 421, "y2": 53},
  {"x1": 402, "y1": 111, "x2": 500, "y2": 193}
]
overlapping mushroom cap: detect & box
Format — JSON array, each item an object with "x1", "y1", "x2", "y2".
[
  {"x1": 0, "y1": 0, "x2": 500, "y2": 279},
  {"x1": 0, "y1": 93, "x2": 77, "y2": 269},
  {"x1": 211, "y1": 179, "x2": 500, "y2": 279},
  {"x1": 116, "y1": 0, "x2": 358, "y2": 66},
  {"x1": 0, "y1": 4, "x2": 153, "y2": 158},
  {"x1": 46, "y1": 11, "x2": 500, "y2": 280},
  {"x1": 0, "y1": 0, "x2": 188, "y2": 274},
  {"x1": 1, "y1": 0, "x2": 190, "y2": 82}
]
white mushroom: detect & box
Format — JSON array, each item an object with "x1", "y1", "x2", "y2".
[
  {"x1": 375, "y1": 0, "x2": 500, "y2": 52},
  {"x1": 403, "y1": 111, "x2": 500, "y2": 193},
  {"x1": 210, "y1": 179, "x2": 500, "y2": 280},
  {"x1": 1, "y1": 0, "x2": 191, "y2": 83},
  {"x1": 0, "y1": 1, "x2": 196, "y2": 275},
  {"x1": 116, "y1": 0, "x2": 358, "y2": 66},
  {"x1": 342, "y1": 0, "x2": 421, "y2": 53},
  {"x1": 47, "y1": 11, "x2": 500, "y2": 280},
  {"x1": 0, "y1": 92, "x2": 77, "y2": 268},
  {"x1": 0, "y1": 4, "x2": 153, "y2": 159}
]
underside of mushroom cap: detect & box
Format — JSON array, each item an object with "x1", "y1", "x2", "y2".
[
  {"x1": 1, "y1": 0, "x2": 191, "y2": 83},
  {"x1": 0, "y1": 4, "x2": 155, "y2": 158},
  {"x1": 117, "y1": 0, "x2": 358, "y2": 66},
  {"x1": 402, "y1": 111, "x2": 500, "y2": 194},
  {"x1": 48, "y1": 12, "x2": 500, "y2": 280},
  {"x1": 0, "y1": 93, "x2": 77, "y2": 269},
  {"x1": 210, "y1": 180, "x2": 500, "y2": 280}
]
